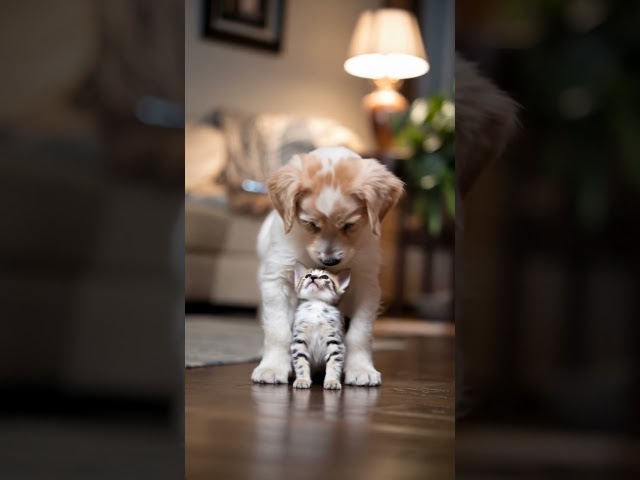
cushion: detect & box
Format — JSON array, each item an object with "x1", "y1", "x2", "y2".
[
  {"x1": 185, "y1": 122, "x2": 227, "y2": 193},
  {"x1": 185, "y1": 252, "x2": 260, "y2": 306},
  {"x1": 185, "y1": 199, "x2": 229, "y2": 254},
  {"x1": 185, "y1": 196, "x2": 266, "y2": 255}
]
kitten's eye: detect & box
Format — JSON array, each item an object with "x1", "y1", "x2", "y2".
[
  {"x1": 343, "y1": 223, "x2": 354, "y2": 232},
  {"x1": 319, "y1": 275, "x2": 328, "y2": 280},
  {"x1": 305, "y1": 274, "x2": 311, "y2": 278}
]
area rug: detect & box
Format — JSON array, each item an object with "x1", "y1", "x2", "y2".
[{"x1": 185, "y1": 315, "x2": 406, "y2": 368}]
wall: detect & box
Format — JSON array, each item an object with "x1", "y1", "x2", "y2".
[{"x1": 185, "y1": 0, "x2": 378, "y2": 149}]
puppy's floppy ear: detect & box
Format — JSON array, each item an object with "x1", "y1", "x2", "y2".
[
  {"x1": 267, "y1": 155, "x2": 306, "y2": 233},
  {"x1": 354, "y1": 159, "x2": 405, "y2": 236}
]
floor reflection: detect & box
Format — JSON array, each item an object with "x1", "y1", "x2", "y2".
[{"x1": 249, "y1": 384, "x2": 380, "y2": 480}]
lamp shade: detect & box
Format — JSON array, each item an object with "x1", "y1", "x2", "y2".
[{"x1": 344, "y1": 8, "x2": 429, "y2": 80}]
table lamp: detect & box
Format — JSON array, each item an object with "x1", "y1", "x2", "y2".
[{"x1": 345, "y1": 8, "x2": 429, "y2": 153}]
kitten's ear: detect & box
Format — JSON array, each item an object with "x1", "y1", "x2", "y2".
[
  {"x1": 337, "y1": 269, "x2": 351, "y2": 292},
  {"x1": 294, "y1": 262, "x2": 308, "y2": 285}
]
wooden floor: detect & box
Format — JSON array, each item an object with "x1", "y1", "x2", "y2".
[{"x1": 186, "y1": 331, "x2": 454, "y2": 480}]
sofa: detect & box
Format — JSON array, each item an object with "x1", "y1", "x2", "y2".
[{"x1": 185, "y1": 194, "x2": 265, "y2": 307}]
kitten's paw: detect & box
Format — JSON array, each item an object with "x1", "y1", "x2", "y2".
[
  {"x1": 293, "y1": 378, "x2": 312, "y2": 389},
  {"x1": 251, "y1": 362, "x2": 290, "y2": 384},
  {"x1": 323, "y1": 378, "x2": 342, "y2": 390},
  {"x1": 344, "y1": 365, "x2": 381, "y2": 386}
]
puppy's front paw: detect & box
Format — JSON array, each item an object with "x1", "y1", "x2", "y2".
[
  {"x1": 252, "y1": 363, "x2": 290, "y2": 384},
  {"x1": 293, "y1": 378, "x2": 312, "y2": 389},
  {"x1": 323, "y1": 378, "x2": 342, "y2": 390},
  {"x1": 344, "y1": 365, "x2": 381, "y2": 386}
]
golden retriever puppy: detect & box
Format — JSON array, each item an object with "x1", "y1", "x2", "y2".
[{"x1": 252, "y1": 147, "x2": 403, "y2": 385}]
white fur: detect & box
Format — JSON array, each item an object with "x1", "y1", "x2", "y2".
[
  {"x1": 252, "y1": 147, "x2": 384, "y2": 386},
  {"x1": 315, "y1": 187, "x2": 342, "y2": 217}
]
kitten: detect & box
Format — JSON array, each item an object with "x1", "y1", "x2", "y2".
[{"x1": 291, "y1": 262, "x2": 351, "y2": 389}]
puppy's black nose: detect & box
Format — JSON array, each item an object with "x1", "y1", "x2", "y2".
[{"x1": 321, "y1": 258, "x2": 340, "y2": 266}]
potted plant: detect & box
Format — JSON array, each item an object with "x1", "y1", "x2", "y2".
[{"x1": 391, "y1": 93, "x2": 455, "y2": 236}]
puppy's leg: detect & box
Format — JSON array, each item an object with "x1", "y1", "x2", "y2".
[
  {"x1": 251, "y1": 279, "x2": 295, "y2": 384},
  {"x1": 344, "y1": 283, "x2": 381, "y2": 386}
]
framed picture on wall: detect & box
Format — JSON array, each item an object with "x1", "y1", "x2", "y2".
[{"x1": 202, "y1": 0, "x2": 286, "y2": 52}]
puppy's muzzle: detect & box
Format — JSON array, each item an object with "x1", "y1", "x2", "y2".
[{"x1": 321, "y1": 257, "x2": 340, "y2": 266}]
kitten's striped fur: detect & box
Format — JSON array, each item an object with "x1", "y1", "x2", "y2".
[{"x1": 291, "y1": 262, "x2": 351, "y2": 389}]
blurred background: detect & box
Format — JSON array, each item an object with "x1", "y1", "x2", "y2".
[
  {"x1": 456, "y1": 0, "x2": 640, "y2": 478},
  {"x1": 0, "y1": 1, "x2": 184, "y2": 478}
]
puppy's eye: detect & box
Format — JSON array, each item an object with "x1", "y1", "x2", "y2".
[
  {"x1": 305, "y1": 274, "x2": 311, "y2": 278},
  {"x1": 319, "y1": 275, "x2": 328, "y2": 280},
  {"x1": 304, "y1": 221, "x2": 319, "y2": 232},
  {"x1": 343, "y1": 223, "x2": 354, "y2": 232}
]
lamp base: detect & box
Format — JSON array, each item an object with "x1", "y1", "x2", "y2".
[{"x1": 362, "y1": 79, "x2": 408, "y2": 155}]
